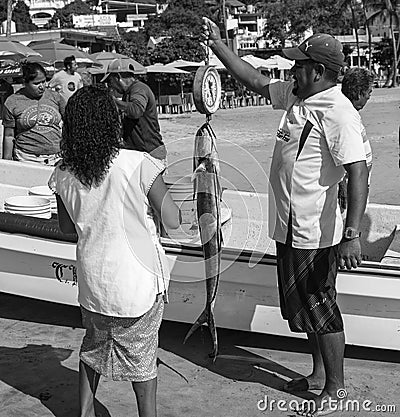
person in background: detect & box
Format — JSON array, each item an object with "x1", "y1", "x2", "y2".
[
  {"x1": 49, "y1": 55, "x2": 83, "y2": 102},
  {"x1": 101, "y1": 59, "x2": 167, "y2": 163},
  {"x1": 339, "y1": 67, "x2": 374, "y2": 211},
  {"x1": 49, "y1": 86, "x2": 180, "y2": 417},
  {"x1": 77, "y1": 67, "x2": 93, "y2": 87},
  {"x1": 0, "y1": 77, "x2": 14, "y2": 109},
  {"x1": 2, "y1": 62, "x2": 65, "y2": 165},
  {"x1": 201, "y1": 18, "x2": 368, "y2": 416}
]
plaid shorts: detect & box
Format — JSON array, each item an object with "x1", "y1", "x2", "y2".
[{"x1": 276, "y1": 242, "x2": 344, "y2": 334}]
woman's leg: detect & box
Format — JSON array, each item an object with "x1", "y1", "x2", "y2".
[
  {"x1": 131, "y1": 377, "x2": 157, "y2": 417},
  {"x1": 79, "y1": 360, "x2": 101, "y2": 417}
]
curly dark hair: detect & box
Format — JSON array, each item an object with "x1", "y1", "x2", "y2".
[
  {"x1": 342, "y1": 67, "x2": 374, "y2": 103},
  {"x1": 60, "y1": 85, "x2": 122, "y2": 188}
]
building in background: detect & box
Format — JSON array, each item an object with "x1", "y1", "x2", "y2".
[{"x1": 26, "y1": 0, "x2": 72, "y2": 28}]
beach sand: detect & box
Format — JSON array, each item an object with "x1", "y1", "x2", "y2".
[
  {"x1": 1, "y1": 87, "x2": 400, "y2": 416},
  {"x1": 1, "y1": 293, "x2": 399, "y2": 417}
]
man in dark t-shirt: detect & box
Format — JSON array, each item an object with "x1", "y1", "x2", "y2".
[{"x1": 101, "y1": 59, "x2": 166, "y2": 161}]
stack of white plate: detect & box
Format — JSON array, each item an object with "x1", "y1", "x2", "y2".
[
  {"x1": 4, "y1": 196, "x2": 51, "y2": 219},
  {"x1": 28, "y1": 185, "x2": 57, "y2": 213}
]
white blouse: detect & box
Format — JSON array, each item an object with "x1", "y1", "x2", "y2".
[{"x1": 49, "y1": 149, "x2": 169, "y2": 317}]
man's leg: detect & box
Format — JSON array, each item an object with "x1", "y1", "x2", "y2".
[
  {"x1": 79, "y1": 360, "x2": 101, "y2": 417},
  {"x1": 296, "y1": 331, "x2": 345, "y2": 416},
  {"x1": 284, "y1": 332, "x2": 325, "y2": 392},
  {"x1": 318, "y1": 331, "x2": 345, "y2": 395},
  {"x1": 132, "y1": 377, "x2": 157, "y2": 417}
]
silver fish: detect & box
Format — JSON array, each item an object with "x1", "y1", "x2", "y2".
[{"x1": 183, "y1": 121, "x2": 222, "y2": 359}]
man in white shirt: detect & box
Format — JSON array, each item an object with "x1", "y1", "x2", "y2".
[
  {"x1": 201, "y1": 18, "x2": 368, "y2": 416},
  {"x1": 49, "y1": 55, "x2": 83, "y2": 102}
]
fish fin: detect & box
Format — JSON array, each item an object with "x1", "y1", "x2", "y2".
[
  {"x1": 183, "y1": 310, "x2": 207, "y2": 344},
  {"x1": 183, "y1": 307, "x2": 218, "y2": 359}
]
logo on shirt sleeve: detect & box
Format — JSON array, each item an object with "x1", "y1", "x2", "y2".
[{"x1": 276, "y1": 128, "x2": 291, "y2": 142}]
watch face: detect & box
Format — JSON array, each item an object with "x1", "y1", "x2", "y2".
[{"x1": 344, "y1": 228, "x2": 360, "y2": 239}]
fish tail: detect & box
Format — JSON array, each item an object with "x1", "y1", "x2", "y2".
[{"x1": 183, "y1": 307, "x2": 218, "y2": 359}]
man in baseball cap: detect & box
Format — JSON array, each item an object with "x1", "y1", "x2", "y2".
[
  {"x1": 282, "y1": 33, "x2": 345, "y2": 73},
  {"x1": 101, "y1": 58, "x2": 167, "y2": 161},
  {"x1": 100, "y1": 58, "x2": 136, "y2": 83},
  {"x1": 200, "y1": 17, "x2": 369, "y2": 414}
]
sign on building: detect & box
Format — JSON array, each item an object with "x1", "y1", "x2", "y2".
[{"x1": 73, "y1": 14, "x2": 117, "y2": 28}]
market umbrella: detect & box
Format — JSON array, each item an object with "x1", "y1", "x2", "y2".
[
  {"x1": 88, "y1": 51, "x2": 146, "y2": 74},
  {"x1": 144, "y1": 64, "x2": 189, "y2": 99},
  {"x1": 145, "y1": 63, "x2": 189, "y2": 74},
  {"x1": 168, "y1": 59, "x2": 203, "y2": 71},
  {"x1": 207, "y1": 55, "x2": 226, "y2": 70},
  {"x1": 30, "y1": 42, "x2": 95, "y2": 65},
  {"x1": 263, "y1": 55, "x2": 294, "y2": 70},
  {"x1": 0, "y1": 38, "x2": 41, "y2": 60},
  {"x1": 241, "y1": 54, "x2": 273, "y2": 69},
  {"x1": 0, "y1": 60, "x2": 55, "y2": 79}
]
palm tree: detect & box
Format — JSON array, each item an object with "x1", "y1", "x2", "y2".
[
  {"x1": 6, "y1": 0, "x2": 13, "y2": 36},
  {"x1": 364, "y1": 0, "x2": 400, "y2": 86},
  {"x1": 361, "y1": 0, "x2": 373, "y2": 69},
  {"x1": 339, "y1": 0, "x2": 362, "y2": 65}
]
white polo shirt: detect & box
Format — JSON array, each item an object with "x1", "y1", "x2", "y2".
[
  {"x1": 50, "y1": 150, "x2": 169, "y2": 317},
  {"x1": 268, "y1": 81, "x2": 366, "y2": 249}
]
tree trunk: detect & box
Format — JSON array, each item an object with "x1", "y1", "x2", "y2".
[
  {"x1": 351, "y1": 1, "x2": 361, "y2": 65},
  {"x1": 390, "y1": 25, "x2": 398, "y2": 87},
  {"x1": 6, "y1": 0, "x2": 12, "y2": 36},
  {"x1": 361, "y1": 0, "x2": 372, "y2": 70},
  {"x1": 395, "y1": 29, "x2": 400, "y2": 68}
]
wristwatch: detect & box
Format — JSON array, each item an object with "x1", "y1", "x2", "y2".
[{"x1": 343, "y1": 227, "x2": 361, "y2": 241}]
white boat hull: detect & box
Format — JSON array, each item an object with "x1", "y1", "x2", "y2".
[
  {"x1": 1, "y1": 159, "x2": 400, "y2": 351},
  {"x1": 1, "y1": 230, "x2": 400, "y2": 351}
]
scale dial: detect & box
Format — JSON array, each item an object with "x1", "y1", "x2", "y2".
[{"x1": 193, "y1": 65, "x2": 222, "y2": 115}]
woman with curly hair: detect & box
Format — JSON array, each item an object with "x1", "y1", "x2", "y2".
[
  {"x1": 2, "y1": 62, "x2": 65, "y2": 164},
  {"x1": 49, "y1": 86, "x2": 181, "y2": 417}
]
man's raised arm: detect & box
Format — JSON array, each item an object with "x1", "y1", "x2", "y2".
[{"x1": 202, "y1": 17, "x2": 271, "y2": 100}]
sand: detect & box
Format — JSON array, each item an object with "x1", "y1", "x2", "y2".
[
  {"x1": 1, "y1": 87, "x2": 400, "y2": 416},
  {"x1": 1, "y1": 293, "x2": 399, "y2": 417}
]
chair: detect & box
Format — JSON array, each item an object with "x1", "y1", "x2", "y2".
[
  {"x1": 183, "y1": 93, "x2": 194, "y2": 112},
  {"x1": 225, "y1": 91, "x2": 235, "y2": 108},
  {"x1": 169, "y1": 94, "x2": 183, "y2": 114}
]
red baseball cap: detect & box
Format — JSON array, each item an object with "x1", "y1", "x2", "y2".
[{"x1": 283, "y1": 33, "x2": 345, "y2": 72}]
